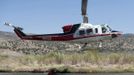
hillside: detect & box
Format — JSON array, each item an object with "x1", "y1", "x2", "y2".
[
  {"x1": 0, "y1": 31, "x2": 134, "y2": 54},
  {"x1": 0, "y1": 31, "x2": 17, "y2": 40}
]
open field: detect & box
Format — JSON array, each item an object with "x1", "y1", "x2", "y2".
[{"x1": 0, "y1": 49, "x2": 134, "y2": 73}]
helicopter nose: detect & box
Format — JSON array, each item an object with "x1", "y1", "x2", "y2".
[
  {"x1": 111, "y1": 30, "x2": 122, "y2": 38},
  {"x1": 112, "y1": 30, "x2": 122, "y2": 34}
]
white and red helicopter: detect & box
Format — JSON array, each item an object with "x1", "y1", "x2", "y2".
[{"x1": 5, "y1": 0, "x2": 122, "y2": 48}]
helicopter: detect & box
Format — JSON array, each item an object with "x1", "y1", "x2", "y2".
[{"x1": 5, "y1": 0, "x2": 122, "y2": 48}]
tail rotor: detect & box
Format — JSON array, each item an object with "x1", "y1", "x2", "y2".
[{"x1": 4, "y1": 22, "x2": 23, "y2": 30}]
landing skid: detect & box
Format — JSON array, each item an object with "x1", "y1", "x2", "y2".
[
  {"x1": 81, "y1": 43, "x2": 88, "y2": 49},
  {"x1": 79, "y1": 42, "x2": 103, "y2": 51}
]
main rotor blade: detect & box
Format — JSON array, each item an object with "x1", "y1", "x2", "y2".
[
  {"x1": 81, "y1": 0, "x2": 88, "y2": 16},
  {"x1": 81, "y1": 0, "x2": 88, "y2": 23}
]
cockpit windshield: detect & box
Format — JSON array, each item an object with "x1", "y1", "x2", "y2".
[
  {"x1": 101, "y1": 24, "x2": 112, "y2": 33},
  {"x1": 106, "y1": 25, "x2": 112, "y2": 31},
  {"x1": 102, "y1": 27, "x2": 107, "y2": 33}
]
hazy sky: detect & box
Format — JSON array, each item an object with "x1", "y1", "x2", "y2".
[{"x1": 0, "y1": 0, "x2": 134, "y2": 34}]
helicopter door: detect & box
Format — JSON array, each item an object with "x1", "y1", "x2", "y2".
[
  {"x1": 86, "y1": 28, "x2": 93, "y2": 35},
  {"x1": 95, "y1": 28, "x2": 98, "y2": 34},
  {"x1": 77, "y1": 28, "x2": 93, "y2": 37},
  {"x1": 79, "y1": 29, "x2": 85, "y2": 36}
]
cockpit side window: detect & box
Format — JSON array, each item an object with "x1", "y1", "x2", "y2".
[
  {"x1": 102, "y1": 27, "x2": 107, "y2": 33},
  {"x1": 95, "y1": 28, "x2": 98, "y2": 33},
  {"x1": 86, "y1": 29, "x2": 93, "y2": 34},
  {"x1": 79, "y1": 30, "x2": 85, "y2": 35}
]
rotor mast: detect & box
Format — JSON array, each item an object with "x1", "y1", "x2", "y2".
[{"x1": 81, "y1": 0, "x2": 88, "y2": 23}]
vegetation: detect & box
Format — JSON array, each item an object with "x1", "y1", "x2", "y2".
[
  {"x1": 0, "y1": 50, "x2": 134, "y2": 72},
  {"x1": 0, "y1": 31, "x2": 134, "y2": 72}
]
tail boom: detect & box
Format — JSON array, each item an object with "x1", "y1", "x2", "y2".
[
  {"x1": 4, "y1": 22, "x2": 74, "y2": 41},
  {"x1": 14, "y1": 28, "x2": 74, "y2": 41}
]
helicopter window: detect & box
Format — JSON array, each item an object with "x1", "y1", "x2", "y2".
[
  {"x1": 86, "y1": 29, "x2": 93, "y2": 34},
  {"x1": 95, "y1": 28, "x2": 98, "y2": 33},
  {"x1": 102, "y1": 27, "x2": 107, "y2": 33},
  {"x1": 79, "y1": 30, "x2": 85, "y2": 35}
]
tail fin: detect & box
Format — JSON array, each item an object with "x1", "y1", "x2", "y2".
[{"x1": 14, "y1": 28, "x2": 26, "y2": 37}]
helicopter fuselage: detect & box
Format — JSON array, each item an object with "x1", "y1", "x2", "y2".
[{"x1": 14, "y1": 23, "x2": 122, "y2": 43}]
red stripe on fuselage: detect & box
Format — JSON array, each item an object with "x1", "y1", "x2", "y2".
[{"x1": 14, "y1": 28, "x2": 121, "y2": 41}]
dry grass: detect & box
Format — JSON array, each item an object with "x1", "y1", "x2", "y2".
[{"x1": 0, "y1": 50, "x2": 134, "y2": 72}]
